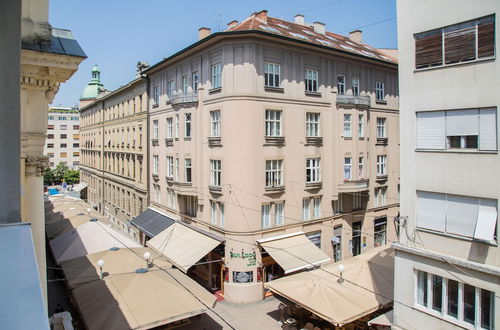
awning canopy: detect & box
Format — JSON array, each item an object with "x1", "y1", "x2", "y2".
[
  {"x1": 61, "y1": 248, "x2": 216, "y2": 330},
  {"x1": 130, "y1": 208, "x2": 175, "y2": 238},
  {"x1": 50, "y1": 219, "x2": 141, "y2": 263},
  {"x1": 265, "y1": 247, "x2": 394, "y2": 326},
  {"x1": 368, "y1": 310, "x2": 393, "y2": 327},
  {"x1": 147, "y1": 222, "x2": 223, "y2": 273},
  {"x1": 257, "y1": 232, "x2": 330, "y2": 273},
  {"x1": 72, "y1": 182, "x2": 88, "y2": 193}
]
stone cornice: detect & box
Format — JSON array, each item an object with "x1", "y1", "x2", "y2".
[{"x1": 24, "y1": 155, "x2": 49, "y2": 176}]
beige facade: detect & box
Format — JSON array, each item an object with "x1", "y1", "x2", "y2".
[
  {"x1": 395, "y1": 1, "x2": 499, "y2": 329},
  {"x1": 146, "y1": 11, "x2": 399, "y2": 304},
  {"x1": 43, "y1": 107, "x2": 80, "y2": 168},
  {"x1": 79, "y1": 77, "x2": 148, "y2": 241}
]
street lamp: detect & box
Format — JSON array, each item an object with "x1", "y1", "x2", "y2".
[
  {"x1": 337, "y1": 263, "x2": 345, "y2": 283},
  {"x1": 97, "y1": 259, "x2": 105, "y2": 279},
  {"x1": 143, "y1": 251, "x2": 151, "y2": 268}
]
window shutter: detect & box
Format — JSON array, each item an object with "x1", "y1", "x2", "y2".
[
  {"x1": 474, "y1": 198, "x2": 497, "y2": 241},
  {"x1": 478, "y1": 16, "x2": 495, "y2": 58},
  {"x1": 416, "y1": 111, "x2": 445, "y2": 149},
  {"x1": 416, "y1": 191, "x2": 446, "y2": 232},
  {"x1": 446, "y1": 195, "x2": 479, "y2": 238},
  {"x1": 479, "y1": 108, "x2": 497, "y2": 151},
  {"x1": 444, "y1": 24, "x2": 476, "y2": 64},
  {"x1": 445, "y1": 109, "x2": 479, "y2": 136},
  {"x1": 415, "y1": 29, "x2": 443, "y2": 68}
]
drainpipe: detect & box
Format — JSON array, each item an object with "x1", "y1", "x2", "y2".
[{"x1": 140, "y1": 72, "x2": 151, "y2": 210}]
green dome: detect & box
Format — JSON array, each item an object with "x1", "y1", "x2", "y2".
[{"x1": 80, "y1": 64, "x2": 104, "y2": 100}]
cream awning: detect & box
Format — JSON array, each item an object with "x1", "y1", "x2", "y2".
[
  {"x1": 265, "y1": 247, "x2": 394, "y2": 326},
  {"x1": 72, "y1": 182, "x2": 88, "y2": 193},
  {"x1": 257, "y1": 232, "x2": 330, "y2": 273},
  {"x1": 368, "y1": 310, "x2": 393, "y2": 327},
  {"x1": 61, "y1": 248, "x2": 216, "y2": 330},
  {"x1": 147, "y1": 222, "x2": 222, "y2": 273}
]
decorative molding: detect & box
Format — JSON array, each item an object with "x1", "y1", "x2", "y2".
[{"x1": 25, "y1": 155, "x2": 49, "y2": 176}]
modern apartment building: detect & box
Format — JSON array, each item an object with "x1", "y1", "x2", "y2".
[
  {"x1": 143, "y1": 10, "x2": 400, "y2": 303},
  {"x1": 394, "y1": 1, "x2": 499, "y2": 329},
  {"x1": 43, "y1": 106, "x2": 80, "y2": 168},
  {"x1": 79, "y1": 71, "x2": 148, "y2": 241}
]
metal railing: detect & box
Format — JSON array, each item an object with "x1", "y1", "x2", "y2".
[
  {"x1": 336, "y1": 94, "x2": 371, "y2": 107},
  {"x1": 170, "y1": 92, "x2": 198, "y2": 105}
]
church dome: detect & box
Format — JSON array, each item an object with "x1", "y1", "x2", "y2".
[{"x1": 80, "y1": 65, "x2": 104, "y2": 100}]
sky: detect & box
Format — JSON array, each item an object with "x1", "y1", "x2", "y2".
[{"x1": 49, "y1": 0, "x2": 397, "y2": 107}]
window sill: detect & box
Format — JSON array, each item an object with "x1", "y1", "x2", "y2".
[
  {"x1": 414, "y1": 56, "x2": 495, "y2": 73},
  {"x1": 415, "y1": 148, "x2": 498, "y2": 154},
  {"x1": 152, "y1": 104, "x2": 159, "y2": 108},
  {"x1": 305, "y1": 136, "x2": 323, "y2": 146},
  {"x1": 209, "y1": 185, "x2": 222, "y2": 193},
  {"x1": 264, "y1": 186, "x2": 285, "y2": 193},
  {"x1": 151, "y1": 139, "x2": 159, "y2": 146},
  {"x1": 165, "y1": 138, "x2": 173, "y2": 146},
  {"x1": 376, "y1": 137, "x2": 388, "y2": 145},
  {"x1": 342, "y1": 136, "x2": 352, "y2": 140},
  {"x1": 416, "y1": 227, "x2": 498, "y2": 247},
  {"x1": 305, "y1": 91, "x2": 321, "y2": 97},
  {"x1": 376, "y1": 175, "x2": 388, "y2": 182},
  {"x1": 412, "y1": 304, "x2": 476, "y2": 330},
  {"x1": 305, "y1": 182, "x2": 322, "y2": 190},
  {"x1": 264, "y1": 136, "x2": 285, "y2": 146},
  {"x1": 375, "y1": 100, "x2": 387, "y2": 105},
  {"x1": 209, "y1": 87, "x2": 221, "y2": 95},
  {"x1": 152, "y1": 174, "x2": 159, "y2": 181},
  {"x1": 208, "y1": 137, "x2": 222, "y2": 147},
  {"x1": 166, "y1": 177, "x2": 173, "y2": 183},
  {"x1": 264, "y1": 86, "x2": 284, "y2": 93},
  {"x1": 184, "y1": 137, "x2": 192, "y2": 141}
]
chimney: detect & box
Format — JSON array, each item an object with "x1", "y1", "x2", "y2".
[
  {"x1": 294, "y1": 14, "x2": 305, "y2": 25},
  {"x1": 198, "y1": 27, "x2": 211, "y2": 40},
  {"x1": 227, "y1": 20, "x2": 239, "y2": 29},
  {"x1": 313, "y1": 22, "x2": 326, "y2": 35},
  {"x1": 349, "y1": 30, "x2": 363, "y2": 43},
  {"x1": 255, "y1": 10, "x2": 268, "y2": 23}
]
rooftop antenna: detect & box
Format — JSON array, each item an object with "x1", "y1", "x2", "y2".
[{"x1": 214, "y1": 11, "x2": 223, "y2": 31}]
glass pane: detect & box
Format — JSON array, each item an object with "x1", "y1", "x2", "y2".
[
  {"x1": 463, "y1": 284, "x2": 476, "y2": 325},
  {"x1": 481, "y1": 289, "x2": 493, "y2": 330},
  {"x1": 417, "y1": 271, "x2": 428, "y2": 307},
  {"x1": 432, "y1": 275, "x2": 442, "y2": 312}
]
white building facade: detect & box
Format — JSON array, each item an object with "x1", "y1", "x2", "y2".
[
  {"x1": 394, "y1": 1, "x2": 499, "y2": 329},
  {"x1": 44, "y1": 107, "x2": 80, "y2": 168}
]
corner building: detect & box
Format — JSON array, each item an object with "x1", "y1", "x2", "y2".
[{"x1": 146, "y1": 10, "x2": 400, "y2": 303}]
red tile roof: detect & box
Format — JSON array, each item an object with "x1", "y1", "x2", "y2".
[{"x1": 225, "y1": 11, "x2": 397, "y2": 64}]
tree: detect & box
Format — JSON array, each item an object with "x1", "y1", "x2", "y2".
[
  {"x1": 64, "y1": 169, "x2": 80, "y2": 185},
  {"x1": 53, "y1": 163, "x2": 69, "y2": 184},
  {"x1": 43, "y1": 167, "x2": 55, "y2": 186}
]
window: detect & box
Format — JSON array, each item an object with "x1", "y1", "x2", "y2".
[
  {"x1": 210, "y1": 160, "x2": 221, "y2": 186},
  {"x1": 175, "y1": 114, "x2": 179, "y2": 138},
  {"x1": 182, "y1": 75, "x2": 189, "y2": 94},
  {"x1": 332, "y1": 225, "x2": 342, "y2": 261},
  {"x1": 167, "y1": 188, "x2": 176, "y2": 209},
  {"x1": 313, "y1": 197, "x2": 321, "y2": 218},
  {"x1": 166, "y1": 156, "x2": 174, "y2": 178},
  {"x1": 416, "y1": 191, "x2": 498, "y2": 241},
  {"x1": 375, "y1": 81, "x2": 385, "y2": 102},
  {"x1": 261, "y1": 204, "x2": 271, "y2": 228},
  {"x1": 72, "y1": 134, "x2": 79, "y2": 139},
  {"x1": 265, "y1": 160, "x2": 283, "y2": 187},
  {"x1": 275, "y1": 202, "x2": 284, "y2": 226},
  {"x1": 211, "y1": 63, "x2": 221, "y2": 89},
  {"x1": 352, "y1": 76, "x2": 360, "y2": 96},
  {"x1": 153, "y1": 85, "x2": 159, "y2": 105},
  {"x1": 305, "y1": 69, "x2": 318, "y2": 92},
  {"x1": 415, "y1": 270, "x2": 494, "y2": 329},
  {"x1": 192, "y1": 71, "x2": 199, "y2": 91},
  {"x1": 337, "y1": 75, "x2": 345, "y2": 95},
  {"x1": 184, "y1": 113, "x2": 191, "y2": 138},
  {"x1": 358, "y1": 156, "x2": 364, "y2": 178},
  {"x1": 153, "y1": 120, "x2": 159, "y2": 139},
  {"x1": 261, "y1": 202, "x2": 285, "y2": 229},
  {"x1": 306, "y1": 231, "x2": 321, "y2": 249},
  {"x1": 47, "y1": 143, "x2": 54, "y2": 148},
  {"x1": 60, "y1": 125, "x2": 67, "y2": 130},
  {"x1": 60, "y1": 152, "x2": 67, "y2": 158},
  {"x1": 153, "y1": 185, "x2": 161, "y2": 203},
  {"x1": 48, "y1": 125, "x2": 54, "y2": 130},
  {"x1": 358, "y1": 114, "x2": 364, "y2": 138},
  {"x1": 47, "y1": 153, "x2": 54, "y2": 157},
  {"x1": 377, "y1": 155, "x2": 387, "y2": 176},
  {"x1": 344, "y1": 157, "x2": 352, "y2": 180},
  {"x1": 167, "y1": 80, "x2": 175, "y2": 99},
  {"x1": 377, "y1": 117, "x2": 386, "y2": 138},
  {"x1": 352, "y1": 222, "x2": 361, "y2": 256},
  {"x1": 264, "y1": 63, "x2": 281, "y2": 88},
  {"x1": 306, "y1": 113, "x2": 320, "y2": 137},
  {"x1": 302, "y1": 198, "x2": 310, "y2": 220},
  {"x1": 265, "y1": 110, "x2": 282, "y2": 137},
  {"x1": 166, "y1": 117, "x2": 173, "y2": 138},
  {"x1": 175, "y1": 158, "x2": 179, "y2": 181},
  {"x1": 306, "y1": 158, "x2": 321, "y2": 183},
  {"x1": 353, "y1": 192, "x2": 363, "y2": 210},
  {"x1": 343, "y1": 114, "x2": 352, "y2": 137},
  {"x1": 374, "y1": 187, "x2": 387, "y2": 207},
  {"x1": 185, "y1": 158, "x2": 192, "y2": 183},
  {"x1": 58, "y1": 117, "x2": 65, "y2": 121},
  {"x1": 210, "y1": 110, "x2": 221, "y2": 137},
  {"x1": 60, "y1": 143, "x2": 67, "y2": 148},
  {"x1": 415, "y1": 15, "x2": 495, "y2": 69},
  {"x1": 73, "y1": 125, "x2": 79, "y2": 130},
  {"x1": 73, "y1": 152, "x2": 79, "y2": 157},
  {"x1": 374, "y1": 217, "x2": 387, "y2": 247},
  {"x1": 302, "y1": 197, "x2": 321, "y2": 220},
  {"x1": 47, "y1": 134, "x2": 54, "y2": 139}
]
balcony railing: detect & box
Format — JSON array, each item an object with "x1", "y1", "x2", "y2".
[
  {"x1": 170, "y1": 93, "x2": 198, "y2": 105},
  {"x1": 336, "y1": 94, "x2": 371, "y2": 107}
]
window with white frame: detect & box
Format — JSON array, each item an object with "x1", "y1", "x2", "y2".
[
  {"x1": 343, "y1": 114, "x2": 352, "y2": 137},
  {"x1": 211, "y1": 63, "x2": 221, "y2": 89},
  {"x1": 265, "y1": 160, "x2": 283, "y2": 187},
  {"x1": 332, "y1": 225, "x2": 342, "y2": 261},
  {"x1": 153, "y1": 120, "x2": 159, "y2": 139},
  {"x1": 302, "y1": 196, "x2": 321, "y2": 220},
  {"x1": 153, "y1": 155, "x2": 159, "y2": 175},
  {"x1": 344, "y1": 157, "x2": 352, "y2": 180},
  {"x1": 375, "y1": 81, "x2": 385, "y2": 101},
  {"x1": 261, "y1": 204, "x2": 271, "y2": 228},
  {"x1": 185, "y1": 196, "x2": 197, "y2": 217},
  {"x1": 416, "y1": 191, "x2": 498, "y2": 241},
  {"x1": 192, "y1": 71, "x2": 199, "y2": 91},
  {"x1": 265, "y1": 110, "x2": 282, "y2": 137},
  {"x1": 182, "y1": 75, "x2": 189, "y2": 94},
  {"x1": 184, "y1": 113, "x2": 192, "y2": 138},
  {"x1": 377, "y1": 117, "x2": 387, "y2": 138},
  {"x1": 375, "y1": 187, "x2": 387, "y2": 207},
  {"x1": 313, "y1": 196, "x2": 321, "y2": 218},
  {"x1": 210, "y1": 201, "x2": 225, "y2": 227},
  {"x1": 306, "y1": 112, "x2": 320, "y2": 137},
  {"x1": 185, "y1": 158, "x2": 192, "y2": 183},
  {"x1": 306, "y1": 158, "x2": 321, "y2": 183},
  {"x1": 210, "y1": 160, "x2": 221, "y2": 186},
  {"x1": 374, "y1": 217, "x2": 387, "y2": 246},
  {"x1": 166, "y1": 117, "x2": 173, "y2": 138},
  {"x1": 416, "y1": 108, "x2": 497, "y2": 151},
  {"x1": 377, "y1": 155, "x2": 387, "y2": 176},
  {"x1": 175, "y1": 114, "x2": 179, "y2": 138},
  {"x1": 352, "y1": 76, "x2": 360, "y2": 96},
  {"x1": 358, "y1": 156, "x2": 364, "y2": 178},
  {"x1": 153, "y1": 184, "x2": 160, "y2": 202},
  {"x1": 264, "y1": 63, "x2": 281, "y2": 88},
  {"x1": 358, "y1": 114, "x2": 364, "y2": 138},
  {"x1": 275, "y1": 202, "x2": 284, "y2": 226},
  {"x1": 305, "y1": 69, "x2": 319, "y2": 92},
  {"x1": 353, "y1": 192, "x2": 363, "y2": 210},
  {"x1": 337, "y1": 75, "x2": 345, "y2": 95},
  {"x1": 166, "y1": 156, "x2": 174, "y2": 178},
  {"x1": 175, "y1": 158, "x2": 179, "y2": 181},
  {"x1": 210, "y1": 110, "x2": 221, "y2": 137},
  {"x1": 415, "y1": 270, "x2": 494, "y2": 329},
  {"x1": 302, "y1": 198, "x2": 310, "y2": 220},
  {"x1": 153, "y1": 85, "x2": 159, "y2": 105},
  {"x1": 167, "y1": 188, "x2": 176, "y2": 210},
  {"x1": 261, "y1": 202, "x2": 285, "y2": 229},
  {"x1": 167, "y1": 80, "x2": 175, "y2": 99}
]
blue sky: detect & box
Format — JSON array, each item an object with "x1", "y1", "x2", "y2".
[{"x1": 49, "y1": 0, "x2": 397, "y2": 107}]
